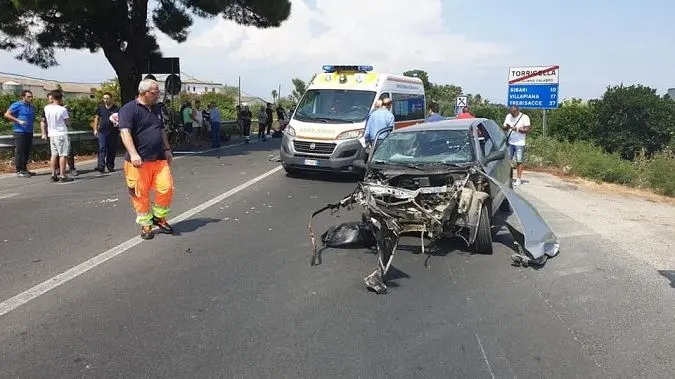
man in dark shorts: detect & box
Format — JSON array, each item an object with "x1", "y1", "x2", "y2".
[{"x1": 117, "y1": 79, "x2": 175, "y2": 240}]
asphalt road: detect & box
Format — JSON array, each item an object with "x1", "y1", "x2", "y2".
[{"x1": 0, "y1": 137, "x2": 674, "y2": 378}]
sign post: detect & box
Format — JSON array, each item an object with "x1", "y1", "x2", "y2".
[
  {"x1": 507, "y1": 65, "x2": 560, "y2": 137},
  {"x1": 455, "y1": 96, "x2": 468, "y2": 115}
]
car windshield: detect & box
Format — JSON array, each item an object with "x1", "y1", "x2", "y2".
[
  {"x1": 293, "y1": 89, "x2": 376, "y2": 123},
  {"x1": 370, "y1": 129, "x2": 474, "y2": 165}
]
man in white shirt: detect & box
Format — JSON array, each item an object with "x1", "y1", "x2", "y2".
[
  {"x1": 41, "y1": 90, "x2": 73, "y2": 182},
  {"x1": 502, "y1": 105, "x2": 531, "y2": 185}
]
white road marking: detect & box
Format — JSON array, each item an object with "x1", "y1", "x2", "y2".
[
  {"x1": 475, "y1": 334, "x2": 496, "y2": 379},
  {"x1": 0, "y1": 164, "x2": 283, "y2": 317},
  {"x1": 0, "y1": 193, "x2": 18, "y2": 199}
]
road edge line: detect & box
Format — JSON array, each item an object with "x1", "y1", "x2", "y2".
[{"x1": 0, "y1": 164, "x2": 283, "y2": 317}]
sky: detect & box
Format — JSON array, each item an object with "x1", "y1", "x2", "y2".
[{"x1": 1, "y1": 0, "x2": 673, "y2": 103}]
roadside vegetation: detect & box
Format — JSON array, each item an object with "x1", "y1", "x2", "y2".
[{"x1": 2, "y1": 73, "x2": 674, "y2": 197}]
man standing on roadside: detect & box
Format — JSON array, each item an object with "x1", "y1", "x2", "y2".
[
  {"x1": 118, "y1": 79, "x2": 175, "y2": 240},
  {"x1": 456, "y1": 106, "x2": 475, "y2": 119},
  {"x1": 425, "y1": 102, "x2": 444, "y2": 122},
  {"x1": 364, "y1": 97, "x2": 395, "y2": 148},
  {"x1": 3, "y1": 90, "x2": 36, "y2": 178},
  {"x1": 503, "y1": 105, "x2": 531, "y2": 186},
  {"x1": 209, "y1": 102, "x2": 221, "y2": 148},
  {"x1": 41, "y1": 90, "x2": 74, "y2": 182},
  {"x1": 92, "y1": 92, "x2": 120, "y2": 173}
]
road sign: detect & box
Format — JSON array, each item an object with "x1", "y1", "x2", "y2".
[
  {"x1": 507, "y1": 65, "x2": 559, "y2": 109},
  {"x1": 456, "y1": 96, "x2": 467, "y2": 107}
]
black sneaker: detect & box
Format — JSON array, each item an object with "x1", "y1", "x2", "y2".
[
  {"x1": 50, "y1": 175, "x2": 59, "y2": 182},
  {"x1": 141, "y1": 225, "x2": 154, "y2": 240},
  {"x1": 152, "y1": 216, "x2": 174, "y2": 234},
  {"x1": 94, "y1": 167, "x2": 105, "y2": 173},
  {"x1": 59, "y1": 176, "x2": 73, "y2": 182},
  {"x1": 16, "y1": 171, "x2": 31, "y2": 178}
]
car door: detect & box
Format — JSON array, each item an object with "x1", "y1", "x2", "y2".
[
  {"x1": 476, "y1": 122, "x2": 504, "y2": 214},
  {"x1": 483, "y1": 119, "x2": 511, "y2": 186}
]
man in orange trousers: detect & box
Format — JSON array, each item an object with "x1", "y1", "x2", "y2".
[{"x1": 116, "y1": 79, "x2": 175, "y2": 240}]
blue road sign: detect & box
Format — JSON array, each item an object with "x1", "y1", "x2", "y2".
[{"x1": 507, "y1": 84, "x2": 559, "y2": 109}]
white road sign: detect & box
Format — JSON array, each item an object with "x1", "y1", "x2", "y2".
[
  {"x1": 508, "y1": 65, "x2": 559, "y2": 85},
  {"x1": 456, "y1": 96, "x2": 467, "y2": 107}
]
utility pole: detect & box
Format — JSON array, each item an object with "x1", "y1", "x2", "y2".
[
  {"x1": 542, "y1": 109, "x2": 547, "y2": 137},
  {"x1": 238, "y1": 76, "x2": 241, "y2": 106},
  {"x1": 278, "y1": 84, "x2": 281, "y2": 104}
]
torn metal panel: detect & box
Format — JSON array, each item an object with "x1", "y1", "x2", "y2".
[{"x1": 476, "y1": 170, "x2": 560, "y2": 261}]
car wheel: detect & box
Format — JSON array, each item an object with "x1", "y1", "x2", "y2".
[{"x1": 474, "y1": 204, "x2": 493, "y2": 254}]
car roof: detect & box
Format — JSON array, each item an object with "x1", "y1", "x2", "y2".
[{"x1": 392, "y1": 118, "x2": 489, "y2": 133}]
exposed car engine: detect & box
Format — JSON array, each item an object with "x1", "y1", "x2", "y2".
[{"x1": 309, "y1": 165, "x2": 498, "y2": 294}]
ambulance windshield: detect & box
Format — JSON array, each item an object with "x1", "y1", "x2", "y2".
[{"x1": 293, "y1": 89, "x2": 376, "y2": 123}]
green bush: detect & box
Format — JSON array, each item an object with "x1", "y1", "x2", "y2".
[
  {"x1": 526, "y1": 137, "x2": 675, "y2": 196},
  {"x1": 644, "y1": 150, "x2": 675, "y2": 196}
]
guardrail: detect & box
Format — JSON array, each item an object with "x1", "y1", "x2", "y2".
[
  {"x1": 0, "y1": 130, "x2": 95, "y2": 149},
  {"x1": 0, "y1": 119, "x2": 282, "y2": 150}
]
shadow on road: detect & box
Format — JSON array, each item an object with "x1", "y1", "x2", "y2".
[{"x1": 172, "y1": 217, "x2": 221, "y2": 235}]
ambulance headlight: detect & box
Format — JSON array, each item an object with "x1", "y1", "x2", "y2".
[
  {"x1": 336, "y1": 128, "x2": 364, "y2": 140},
  {"x1": 286, "y1": 125, "x2": 296, "y2": 136}
]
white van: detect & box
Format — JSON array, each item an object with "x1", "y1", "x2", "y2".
[{"x1": 280, "y1": 65, "x2": 426, "y2": 176}]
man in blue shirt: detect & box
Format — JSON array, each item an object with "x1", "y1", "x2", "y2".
[
  {"x1": 364, "y1": 97, "x2": 395, "y2": 147},
  {"x1": 425, "y1": 102, "x2": 444, "y2": 122},
  {"x1": 118, "y1": 79, "x2": 175, "y2": 240},
  {"x1": 3, "y1": 90, "x2": 36, "y2": 177}
]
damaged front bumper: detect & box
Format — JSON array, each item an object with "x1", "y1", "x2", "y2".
[{"x1": 308, "y1": 167, "x2": 560, "y2": 293}]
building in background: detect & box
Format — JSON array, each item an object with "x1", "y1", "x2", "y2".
[
  {"x1": 668, "y1": 88, "x2": 675, "y2": 100},
  {"x1": 153, "y1": 73, "x2": 229, "y2": 96},
  {"x1": 0, "y1": 74, "x2": 97, "y2": 99}
]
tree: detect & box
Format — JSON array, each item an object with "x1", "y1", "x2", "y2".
[
  {"x1": 94, "y1": 78, "x2": 121, "y2": 104},
  {"x1": 271, "y1": 89, "x2": 278, "y2": 104},
  {"x1": 592, "y1": 84, "x2": 675, "y2": 160},
  {"x1": 1, "y1": 0, "x2": 292, "y2": 103},
  {"x1": 546, "y1": 98, "x2": 598, "y2": 142},
  {"x1": 291, "y1": 78, "x2": 307, "y2": 102}
]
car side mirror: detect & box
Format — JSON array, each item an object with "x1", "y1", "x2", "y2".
[
  {"x1": 485, "y1": 149, "x2": 505, "y2": 162},
  {"x1": 353, "y1": 159, "x2": 366, "y2": 169}
]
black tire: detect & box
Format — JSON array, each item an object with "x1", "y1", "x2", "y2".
[{"x1": 474, "y1": 204, "x2": 493, "y2": 254}]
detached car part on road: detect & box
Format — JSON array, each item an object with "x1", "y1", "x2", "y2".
[{"x1": 309, "y1": 118, "x2": 560, "y2": 294}]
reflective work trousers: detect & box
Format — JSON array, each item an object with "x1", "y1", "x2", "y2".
[{"x1": 124, "y1": 160, "x2": 174, "y2": 226}]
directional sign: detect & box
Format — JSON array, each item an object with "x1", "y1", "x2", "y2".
[
  {"x1": 456, "y1": 96, "x2": 467, "y2": 107},
  {"x1": 507, "y1": 65, "x2": 559, "y2": 110}
]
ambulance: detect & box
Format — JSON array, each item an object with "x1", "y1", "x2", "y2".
[{"x1": 280, "y1": 65, "x2": 426, "y2": 176}]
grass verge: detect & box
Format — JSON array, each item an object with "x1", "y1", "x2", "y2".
[{"x1": 525, "y1": 137, "x2": 675, "y2": 197}]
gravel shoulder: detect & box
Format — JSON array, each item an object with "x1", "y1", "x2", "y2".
[{"x1": 518, "y1": 170, "x2": 675, "y2": 270}]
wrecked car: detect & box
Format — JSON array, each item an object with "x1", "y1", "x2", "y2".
[{"x1": 309, "y1": 118, "x2": 560, "y2": 294}]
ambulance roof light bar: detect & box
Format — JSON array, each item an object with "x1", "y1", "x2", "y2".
[{"x1": 322, "y1": 65, "x2": 374, "y2": 73}]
